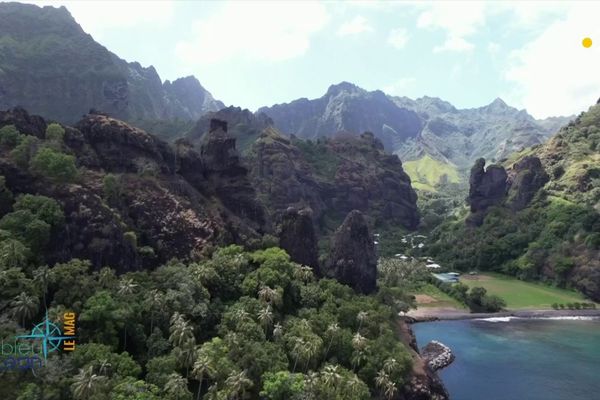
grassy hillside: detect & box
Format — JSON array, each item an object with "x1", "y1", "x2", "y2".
[
  {"x1": 429, "y1": 103, "x2": 600, "y2": 301},
  {"x1": 403, "y1": 155, "x2": 461, "y2": 192}
]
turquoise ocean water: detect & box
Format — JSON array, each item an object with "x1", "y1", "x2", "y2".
[{"x1": 413, "y1": 317, "x2": 600, "y2": 400}]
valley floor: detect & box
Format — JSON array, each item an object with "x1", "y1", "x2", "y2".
[{"x1": 408, "y1": 272, "x2": 598, "y2": 321}]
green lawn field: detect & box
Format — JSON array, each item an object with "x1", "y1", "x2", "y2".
[
  {"x1": 413, "y1": 283, "x2": 467, "y2": 309},
  {"x1": 461, "y1": 273, "x2": 590, "y2": 309}
]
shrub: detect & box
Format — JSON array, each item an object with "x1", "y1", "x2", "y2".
[
  {"x1": 551, "y1": 303, "x2": 559, "y2": 310},
  {"x1": 103, "y1": 174, "x2": 122, "y2": 205},
  {"x1": 45, "y1": 123, "x2": 65, "y2": 142},
  {"x1": 481, "y1": 295, "x2": 506, "y2": 312},
  {"x1": 10, "y1": 135, "x2": 39, "y2": 168},
  {"x1": 13, "y1": 194, "x2": 64, "y2": 226},
  {"x1": 30, "y1": 147, "x2": 78, "y2": 183},
  {"x1": 0, "y1": 125, "x2": 22, "y2": 147},
  {"x1": 124, "y1": 231, "x2": 137, "y2": 248}
]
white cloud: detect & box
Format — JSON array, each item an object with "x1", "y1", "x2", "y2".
[
  {"x1": 505, "y1": 3, "x2": 600, "y2": 118},
  {"x1": 417, "y1": 1, "x2": 485, "y2": 52},
  {"x1": 28, "y1": 1, "x2": 174, "y2": 38},
  {"x1": 387, "y1": 28, "x2": 409, "y2": 49},
  {"x1": 337, "y1": 15, "x2": 372, "y2": 37},
  {"x1": 175, "y1": 1, "x2": 328, "y2": 65},
  {"x1": 384, "y1": 77, "x2": 416, "y2": 95},
  {"x1": 434, "y1": 37, "x2": 474, "y2": 53}
]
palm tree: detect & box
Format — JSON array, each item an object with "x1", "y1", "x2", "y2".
[
  {"x1": 225, "y1": 370, "x2": 253, "y2": 400},
  {"x1": 347, "y1": 374, "x2": 364, "y2": 398},
  {"x1": 352, "y1": 332, "x2": 366, "y2": 351},
  {"x1": 257, "y1": 305, "x2": 273, "y2": 334},
  {"x1": 11, "y1": 292, "x2": 39, "y2": 327},
  {"x1": 375, "y1": 370, "x2": 397, "y2": 400},
  {"x1": 351, "y1": 349, "x2": 367, "y2": 372},
  {"x1": 97, "y1": 267, "x2": 116, "y2": 288},
  {"x1": 169, "y1": 312, "x2": 194, "y2": 348},
  {"x1": 383, "y1": 357, "x2": 399, "y2": 374},
  {"x1": 294, "y1": 265, "x2": 314, "y2": 283},
  {"x1": 357, "y1": 311, "x2": 368, "y2": 331},
  {"x1": 117, "y1": 277, "x2": 138, "y2": 351},
  {"x1": 164, "y1": 373, "x2": 191, "y2": 400},
  {"x1": 273, "y1": 323, "x2": 283, "y2": 340},
  {"x1": 173, "y1": 337, "x2": 197, "y2": 377},
  {"x1": 258, "y1": 285, "x2": 281, "y2": 306},
  {"x1": 291, "y1": 337, "x2": 306, "y2": 372},
  {"x1": 144, "y1": 289, "x2": 165, "y2": 333},
  {"x1": 0, "y1": 238, "x2": 28, "y2": 269},
  {"x1": 321, "y1": 364, "x2": 341, "y2": 395},
  {"x1": 117, "y1": 277, "x2": 138, "y2": 296},
  {"x1": 96, "y1": 359, "x2": 112, "y2": 376},
  {"x1": 324, "y1": 323, "x2": 339, "y2": 359},
  {"x1": 71, "y1": 365, "x2": 107, "y2": 400},
  {"x1": 192, "y1": 354, "x2": 216, "y2": 400},
  {"x1": 32, "y1": 266, "x2": 49, "y2": 307},
  {"x1": 304, "y1": 339, "x2": 320, "y2": 371}
]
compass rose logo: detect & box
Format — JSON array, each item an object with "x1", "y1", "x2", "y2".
[{"x1": 16, "y1": 313, "x2": 74, "y2": 359}]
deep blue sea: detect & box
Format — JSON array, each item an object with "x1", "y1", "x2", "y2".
[{"x1": 413, "y1": 317, "x2": 600, "y2": 400}]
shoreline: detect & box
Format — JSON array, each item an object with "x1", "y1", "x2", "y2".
[{"x1": 405, "y1": 308, "x2": 600, "y2": 323}]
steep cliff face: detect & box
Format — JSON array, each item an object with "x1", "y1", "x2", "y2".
[
  {"x1": 0, "y1": 3, "x2": 222, "y2": 125},
  {"x1": 507, "y1": 156, "x2": 550, "y2": 211},
  {"x1": 278, "y1": 207, "x2": 320, "y2": 274},
  {"x1": 325, "y1": 210, "x2": 377, "y2": 294},
  {"x1": 249, "y1": 128, "x2": 325, "y2": 223},
  {"x1": 0, "y1": 109, "x2": 265, "y2": 271},
  {"x1": 466, "y1": 158, "x2": 508, "y2": 225},
  {"x1": 200, "y1": 119, "x2": 268, "y2": 233},
  {"x1": 260, "y1": 82, "x2": 423, "y2": 151},
  {"x1": 250, "y1": 130, "x2": 420, "y2": 231}
]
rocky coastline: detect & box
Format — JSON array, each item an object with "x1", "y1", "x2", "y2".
[
  {"x1": 421, "y1": 341, "x2": 455, "y2": 371},
  {"x1": 397, "y1": 319, "x2": 450, "y2": 400}
]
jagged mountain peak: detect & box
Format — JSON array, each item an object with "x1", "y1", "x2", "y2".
[{"x1": 325, "y1": 81, "x2": 363, "y2": 96}]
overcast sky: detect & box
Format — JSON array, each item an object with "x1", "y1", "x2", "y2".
[{"x1": 25, "y1": 0, "x2": 600, "y2": 118}]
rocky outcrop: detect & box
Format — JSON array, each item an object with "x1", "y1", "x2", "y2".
[
  {"x1": 327, "y1": 132, "x2": 420, "y2": 229},
  {"x1": 278, "y1": 207, "x2": 320, "y2": 274},
  {"x1": 0, "y1": 109, "x2": 266, "y2": 271},
  {"x1": 467, "y1": 158, "x2": 508, "y2": 225},
  {"x1": 421, "y1": 341, "x2": 455, "y2": 371},
  {"x1": 200, "y1": 119, "x2": 267, "y2": 232},
  {"x1": 75, "y1": 114, "x2": 175, "y2": 174},
  {"x1": 249, "y1": 129, "x2": 325, "y2": 223},
  {"x1": 397, "y1": 321, "x2": 450, "y2": 400},
  {"x1": 187, "y1": 106, "x2": 273, "y2": 151},
  {"x1": 325, "y1": 210, "x2": 377, "y2": 294},
  {"x1": 507, "y1": 156, "x2": 549, "y2": 210},
  {"x1": 249, "y1": 130, "x2": 420, "y2": 231}
]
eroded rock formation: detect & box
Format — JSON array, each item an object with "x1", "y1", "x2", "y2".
[
  {"x1": 507, "y1": 155, "x2": 549, "y2": 210},
  {"x1": 467, "y1": 158, "x2": 508, "y2": 225},
  {"x1": 278, "y1": 207, "x2": 320, "y2": 274},
  {"x1": 325, "y1": 210, "x2": 377, "y2": 294}
]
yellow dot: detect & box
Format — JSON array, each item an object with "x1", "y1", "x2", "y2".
[{"x1": 582, "y1": 37, "x2": 592, "y2": 48}]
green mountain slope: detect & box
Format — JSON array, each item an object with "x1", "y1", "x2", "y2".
[
  {"x1": 0, "y1": 3, "x2": 223, "y2": 125},
  {"x1": 403, "y1": 154, "x2": 461, "y2": 192},
  {"x1": 429, "y1": 102, "x2": 600, "y2": 301}
]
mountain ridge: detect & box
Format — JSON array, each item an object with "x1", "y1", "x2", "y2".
[{"x1": 0, "y1": 2, "x2": 223, "y2": 125}]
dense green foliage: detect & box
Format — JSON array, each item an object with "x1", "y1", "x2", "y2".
[{"x1": 0, "y1": 246, "x2": 415, "y2": 400}]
